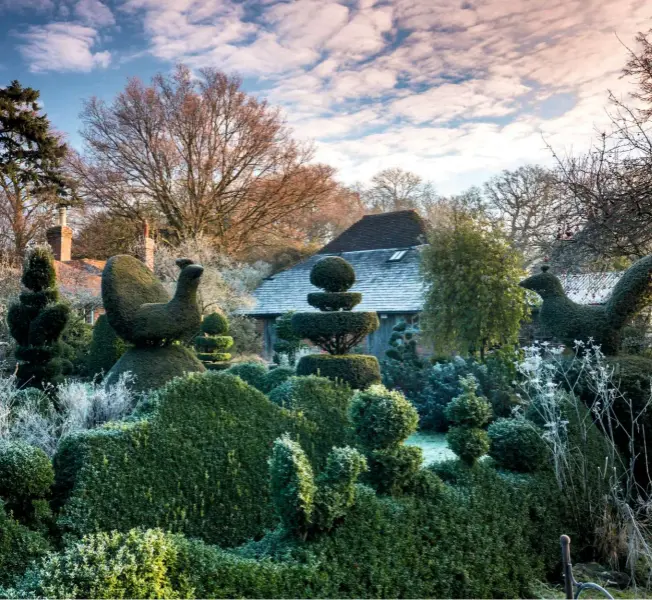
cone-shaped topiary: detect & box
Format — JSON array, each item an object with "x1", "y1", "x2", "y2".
[
  {"x1": 102, "y1": 255, "x2": 205, "y2": 391},
  {"x1": 445, "y1": 375, "x2": 492, "y2": 465},
  {"x1": 293, "y1": 257, "x2": 380, "y2": 389},
  {"x1": 86, "y1": 315, "x2": 128, "y2": 378},
  {"x1": 7, "y1": 247, "x2": 70, "y2": 388},
  {"x1": 194, "y1": 312, "x2": 233, "y2": 370}
]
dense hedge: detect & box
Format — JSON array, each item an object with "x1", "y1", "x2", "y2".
[
  {"x1": 9, "y1": 462, "x2": 572, "y2": 599},
  {"x1": 53, "y1": 372, "x2": 347, "y2": 547},
  {"x1": 297, "y1": 354, "x2": 381, "y2": 390}
]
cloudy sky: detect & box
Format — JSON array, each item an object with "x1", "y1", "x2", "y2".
[{"x1": 0, "y1": 0, "x2": 650, "y2": 194}]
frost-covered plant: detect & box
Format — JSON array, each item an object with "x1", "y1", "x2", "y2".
[
  {"x1": 0, "y1": 372, "x2": 138, "y2": 457},
  {"x1": 517, "y1": 341, "x2": 652, "y2": 584}
]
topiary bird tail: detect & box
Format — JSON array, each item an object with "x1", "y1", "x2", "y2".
[{"x1": 605, "y1": 254, "x2": 652, "y2": 329}]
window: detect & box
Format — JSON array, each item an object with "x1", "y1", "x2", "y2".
[{"x1": 388, "y1": 250, "x2": 407, "y2": 261}]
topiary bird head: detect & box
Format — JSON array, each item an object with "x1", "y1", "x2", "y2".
[{"x1": 519, "y1": 265, "x2": 565, "y2": 299}]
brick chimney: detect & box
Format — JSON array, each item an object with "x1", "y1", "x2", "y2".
[
  {"x1": 46, "y1": 206, "x2": 73, "y2": 262},
  {"x1": 140, "y1": 220, "x2": 156, "y2": 272}
]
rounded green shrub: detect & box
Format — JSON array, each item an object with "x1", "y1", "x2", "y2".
[
  {"x1": 297, "y1": 354, "x2": 381, "y2": 390},
  {"x1": 261, "y1": 367, "x2": 294, "y2": 393},
  {"x1": 488, "y1": 418, "x2": 548, "y2": 472},
  {"x1": 310, "y1": 257, "x2": 355, "y2": 292},
  {"x1": 268, "y1": 379, "x2": 295, "y2": 408},
  {"x1": 226, "y1": 361, "x2": 268, "y2": 391},
  {"x1": 367, "y1": 445, "x2": 423, "y2": 495},
  {"x1": 104, "y1": 345, "x2": 205, "y2": 393},
  {"x1": 350, "y1": 384, "x2": 418, "y2": 450},
  {"x1": 447, "y1": 426, "x2": 490, "y2": 464},
  {"x1": 444, "y1": 376, "x2": 493, "y2": 428},
  {"x1": 0, "y1": 442, "x2": 54, "y2": 515},
  {"x1": 201, "y1": 311, "x2": 229, "y2": 335},
  {"x1": 87, "y1": 314, "x2": 127, "y2": 378},
  {"x1": 307, "y1": 292, "x2": 362, "y2": 312}
]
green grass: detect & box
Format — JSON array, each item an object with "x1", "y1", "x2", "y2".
[{"x1": 405, "y1": 431, "x2": 455, "y2": 465}]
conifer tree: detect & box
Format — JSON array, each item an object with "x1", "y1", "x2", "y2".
[{"x1": 0, "y1": 80, "x2": 68, "y2": 258}]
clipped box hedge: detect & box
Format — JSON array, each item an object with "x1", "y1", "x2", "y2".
[
  {"x1": 53, "y1": 372, "x2": 348, "y2": 547},
  {"x1": 297, "y1": 354, "x2": 381, "y2": 390}
]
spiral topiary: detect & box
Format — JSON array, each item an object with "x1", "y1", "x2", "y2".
[
  {"x1": 292, "y1": 257, "x2": 380, "y2": 389},
  {"x1": 445, "y1": 375, "x2": 492, "y2": 465},
  {"x1": 194, "y1": 312, "x2": 233, "y2": 370},
  {"x1": 7, "y1": 247, "x2": 70, "y2": 388}
]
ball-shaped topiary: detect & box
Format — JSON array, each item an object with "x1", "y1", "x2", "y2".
[
  {"x1": 444, "y1": 376, "x2": 493, "y2": 428},
  {"x1": 0, "y1": 442, "x2": 54, "y2": 516},
  {"x1": 201, "y1": 312, "x2": 229, "y2": 336},
  {"x1": 447, "y1": 427, "x2": 490, "y2": 465},
  {"x1": 487, "y1": 418, "x2": 549, "y2": 473},
  {"x1": 350, "y1": 384, "x2": 419, "y2": 450},
  {"x1": 225, "y1": 361, "x2": 269, "y2": 391},
  {"x1": 261, "y1": 367, "x2": 295, "y2": 394},
  {"x1": 310, "y1": 257, "x2": 356, "y2": 292},
  {"x1": 445, "y1": 375, "x2": 492, "y2": 465}
]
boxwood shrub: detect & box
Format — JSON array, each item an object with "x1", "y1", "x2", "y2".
[
  {"x1": 53, "y1": 372, "x2": 348, "y2": 547},
  {"x1": 297, "y1": 354, "x2": 381, "y2": 390}
]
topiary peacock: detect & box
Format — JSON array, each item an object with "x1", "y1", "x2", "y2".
[
  {"x1": 519, "y1": 255, "x2": 652, "y2": 355},
  {"x1": 100, "y1": 255, "x2": 205, "y2": 391}
]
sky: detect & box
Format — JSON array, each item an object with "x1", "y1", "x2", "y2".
[{"x1": 0, "y1": 0, "x2": 650, "y2": 195}]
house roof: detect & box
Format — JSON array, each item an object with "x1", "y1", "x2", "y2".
[
  {"x1": 247, "y1": 247, "x2": 426, "y2": 316},
  {"x1": 54, "y1": 259, "x2": 105, "y2": 299},
  {"x1": 319, "y1": 210, "x2": 428, "y2": 253},
  {"x1": 558, "y1": 271, "x2": 624, "y2": 305}
]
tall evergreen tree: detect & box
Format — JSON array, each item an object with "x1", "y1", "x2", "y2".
[{"x1": 0, "y1": 80, "x2": 68, "y2": 259}]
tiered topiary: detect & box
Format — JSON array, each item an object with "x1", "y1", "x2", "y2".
[
  {"x1": 194, "y1": 312, "x2": 233, "y2": 371},
  {"x1": 269, "y1": 434, "x2": 367, "y2": 540},
  {"x1": 7, "y1": 247, "x2": 71, "y2": 388},
  {"x1": 86, "y1": 315, "x2": 127, "y2": 378},
  {"x1": 349, "y1": 384, "x2": 422, "y2": 495},
  {"x1": 101, "y1": 256, "x2": 205, "y2": 392},
  {"x1": 384, "y1": 320, "x2": 424, "y2": 367},
  {"x1": 292, "y1": 257, "x2": 380, "y2": 389},
  {"x1": 445, "y1": 375, "x2": 492, "y2": 465}
]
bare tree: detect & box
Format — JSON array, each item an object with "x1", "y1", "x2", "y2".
[
  {"x1": 549, "y1": 32, "x2": 652, "y2": 270},
  {"x1": 359, "y1": 167, "x2": 438, "y2": 215},
  {"x1": 483, "y1": 165, "x2": 563, "y2": 266},
  {"x1": 71, "y1": 65, "x2": 340, "y2": 255}
]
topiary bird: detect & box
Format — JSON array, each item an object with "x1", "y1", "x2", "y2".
[{"x1": 519, "y1": 255, "x2": 652, "y2": 355}]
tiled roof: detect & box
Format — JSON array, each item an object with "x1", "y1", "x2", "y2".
[
  {"x1": 558, "y1": 271, "x2": 624, "y2": 305},
  {"x1": 54, "y1": 259, "x2": 105, "y2": 298},
  {"x1": 246, "y1": 247, "x2": 426, "y2": 316},
  {"x1": 319, "y1": 210, "x2": 428, "y2": 253},
  {"x1": 246, "y1": 252, "x2": 626, "y2": 317}
]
